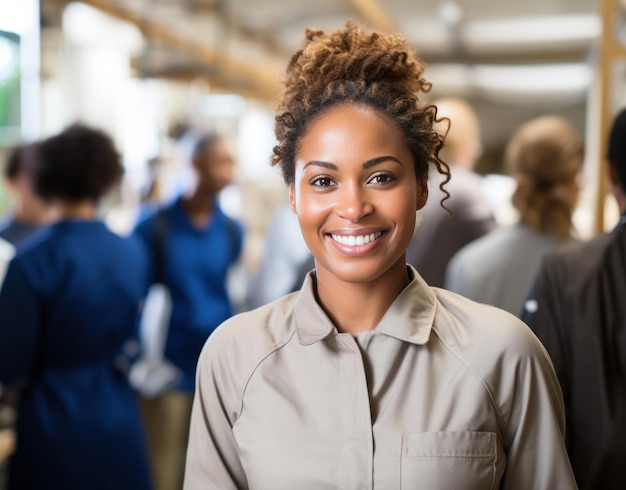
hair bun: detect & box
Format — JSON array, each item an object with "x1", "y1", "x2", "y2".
[{"x1": 283, "y1": 21, "x2": 426, "y2": 110}]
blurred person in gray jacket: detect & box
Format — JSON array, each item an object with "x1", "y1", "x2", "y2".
[{"x1": 406, "y1": 97, "x2": 497, "y2": 287}]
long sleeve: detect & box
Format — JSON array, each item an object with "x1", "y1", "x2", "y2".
[
  {"x1": 184, "y1": 331, "x2": 248, "y2": 490},
  {"x1": 497, "y1": 322, "x2": 577, "y2": 489},
  {"x1": 0, "y1": 259, "x2": 40, "y2": 387}
]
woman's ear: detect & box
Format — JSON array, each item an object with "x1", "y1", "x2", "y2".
[
  {"x1": 416, "y1": 176, "x2": 428, "y2": 211},
  {"x1": 289, "y1": 184, "x2": 297, "y2": 214}
]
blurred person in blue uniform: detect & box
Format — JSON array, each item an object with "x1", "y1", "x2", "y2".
[
  {"x1": 446, "y1": 115, "x2": 584, "y2": 315},
  {"x1": 0, "y1": 124, "x2": 152, "y2": 490},
  {"x1": 0, "y1": 143, "x2": 55, "y2": 246},
  {"x1": 133, "y1": 131, "x2": 243, "y2": 490}
]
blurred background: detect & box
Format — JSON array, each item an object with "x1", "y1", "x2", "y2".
[{"x1": 1, "y1": 0, "x2": 625, "y2": 271}]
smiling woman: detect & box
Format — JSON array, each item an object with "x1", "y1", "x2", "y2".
[
  {"x1": 291, "y1": 105, "x2": 426, "y2": 330},
  {"x1": 183, "y1": 21, "x2": 577, "y2": 490}
]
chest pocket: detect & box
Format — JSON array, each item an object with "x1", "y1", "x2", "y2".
[{"x1": 401, "y1": 431, "x2": 498, "y2": 490}]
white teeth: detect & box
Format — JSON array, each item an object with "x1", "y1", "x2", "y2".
[{"x1": 331, "y1": 231, "x2": 382, "y2": 246}]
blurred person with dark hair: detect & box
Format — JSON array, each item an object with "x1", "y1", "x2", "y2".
[
  {"x1": 0, "y1": 123, "x2": 152, "y2": 490},
  {"x1": 405, "y1": 97, "x2": 497, "y2": 287},
  {"x1": 0, "y1": 144, "x2": 55, "y2": 246},
  {"x1": 522, "y1": 107, "x2": 626, "y2": 489},
  {"x1": 446, "y1": 115, "x2": 584, "y2": 315},
  {"x1": 133, "y1": 131, "x2": 243, "y2": 490}
]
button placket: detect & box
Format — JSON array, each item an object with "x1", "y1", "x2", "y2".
[{"x1": 336, "y1": 333, "x2": 374, "y2": 490}]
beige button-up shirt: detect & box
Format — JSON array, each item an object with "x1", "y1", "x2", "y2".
[{"x1": 185, "y1": 267, "x2": 576, "y2": 489}]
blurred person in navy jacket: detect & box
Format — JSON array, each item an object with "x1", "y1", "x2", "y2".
[{"x1": 0, "y1": 124, "x2": 152, "y2": 490}]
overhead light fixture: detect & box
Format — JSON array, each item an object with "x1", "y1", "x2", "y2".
[
  {"x1": 426, "y1": 62, "x2": 591, "y2": 105},
  {"x1": 438, "y1": 0, "x2": 463, "y2": 27},
  {"x1": 473, "y1": 63, "x2": 591, "y2": 95},
  {"x1": 197, "y1": 94, "x2": 246, "y2": 118},
  {"x1": 465, "y1": 14, "x2": 600, "y2": 50}
]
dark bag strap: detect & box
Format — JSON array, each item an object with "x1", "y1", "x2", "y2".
[
  {"x1": 225, "y1": 217, "x2": 241, "y2": 264},
  {"x1": 154, "y1": 208, "x2": 168, "y2": 284}
]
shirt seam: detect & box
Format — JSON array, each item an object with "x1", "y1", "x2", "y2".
[
  {"x1": 430, "y1": 322, "x2": 506, "y2": 445},
  {"x1": 233, "y1": 326, "x2": 298, "y2": 426}
]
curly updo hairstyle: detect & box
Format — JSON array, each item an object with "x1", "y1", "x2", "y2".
[
  {"x1": 272, "y1": 21, "x2": 449, "y2": 193},
  {"x1": 34, "y1": 123, "x2": 124, "y2": 203},
  {"x1": 505, "y1": 115, "x2": 584, "y2": 240}
]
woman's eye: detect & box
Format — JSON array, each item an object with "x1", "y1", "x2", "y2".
[
  {"x1": 311, "y1": 176, "x2": 334, "y2": 187},
  {"x1": 369, "y1": 173, "x2": 395, "y2": 184}
]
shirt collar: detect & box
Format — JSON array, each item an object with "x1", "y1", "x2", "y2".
[{"x1": 293, "y1": 265, "x2": 437, "y2": 346}]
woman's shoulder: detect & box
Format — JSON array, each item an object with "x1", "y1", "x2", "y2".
[
  {"x1": 199, "y1": 293, "x2": 300, "y2": 371},
  {"x1": 431, "y1": 288, "x2": 551, "y2": 373}
]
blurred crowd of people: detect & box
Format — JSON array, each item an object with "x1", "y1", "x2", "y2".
[
  {"x1": 0, "y1": 123, "x2": 243, "y2": 489},
  {"x1": 0, "y1": 89, "x2": 625, "y2": 489}
]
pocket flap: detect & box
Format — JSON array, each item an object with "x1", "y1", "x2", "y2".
[{"x1": 403, "y1": 431, "x2": 496, "y2": 459}]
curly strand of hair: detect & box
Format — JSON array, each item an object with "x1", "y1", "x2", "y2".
[{"x1": 427, "y1": 103, "x2": 452, "y2": 214}]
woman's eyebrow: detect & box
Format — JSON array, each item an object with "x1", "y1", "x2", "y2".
[
  {"x1": 303, "y1": 160, "x2": 338, "y2": 171},
  {"x1": 303, "y1": 156, "x2": 403, "y2": 171},
  {"x1": 363, "y1": 155, "x2": 404, "y2": 169}
]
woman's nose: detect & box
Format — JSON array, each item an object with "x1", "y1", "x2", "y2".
[{"x1": 336, "y1": 184, "x2": 373, "y2": 222}]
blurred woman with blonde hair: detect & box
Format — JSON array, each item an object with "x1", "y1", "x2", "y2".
[{"x1": 446, "y1": 115, "x2": 584, "y2": 316}]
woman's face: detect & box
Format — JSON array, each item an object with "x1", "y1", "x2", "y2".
[
  {"x1": 290, "y1": 104, "x2": 428, "y2": 287},
  {"x1": 194, "y1": 139, "x2": 236, "y2": 194}
]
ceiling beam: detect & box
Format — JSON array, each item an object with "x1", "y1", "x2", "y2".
[
  {"x1": 348, "y1": 0, "x2": 396, "y2": 32},
  {"x1": 53, "y1": 0, "x2": 280, "y2": 100},
  {"x1": 130, "y1": 58, "x2": 267, "y2": 99},
  {"x1": 420, "y1": 47, "x2": 591, "y2": 65}
]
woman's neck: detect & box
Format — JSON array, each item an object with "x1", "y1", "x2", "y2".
[
  {"x1": 181, "y1": 189, "x2": 216, "y2": 228},
  {"x1": 15, "y1": 203, "x2": 55, "y2": 225},
  {"x1": 314, "y1": 259, "x2": 410, "y2": 335},
  {"x1": 57, "y1": 200, "x2": 96, "y2": 220}
]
